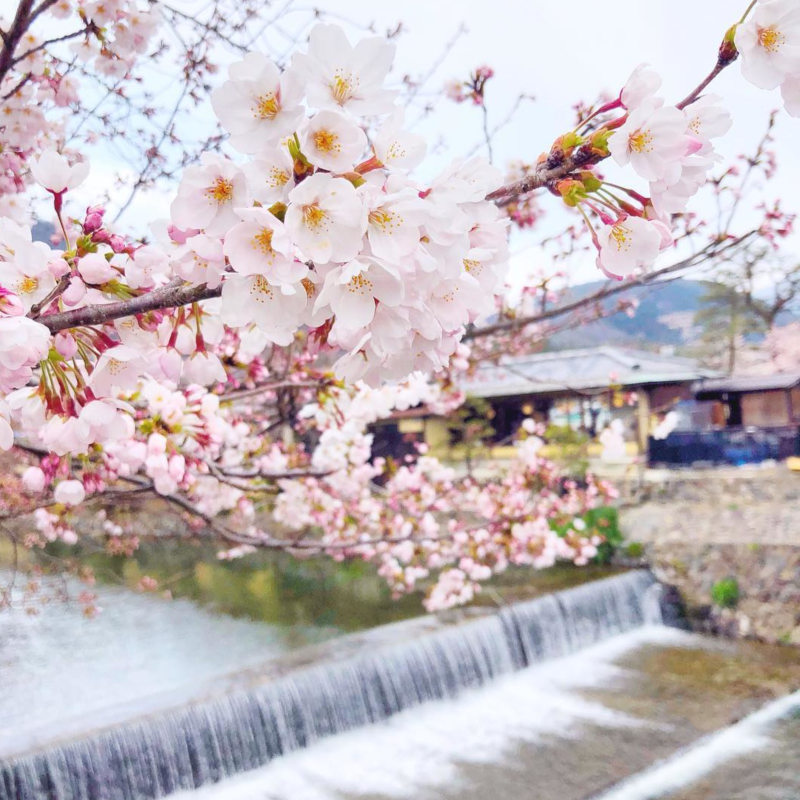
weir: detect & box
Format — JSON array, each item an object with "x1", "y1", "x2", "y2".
[{"x1": 0, "y1": 570, "x2": 662, "y2": 800}]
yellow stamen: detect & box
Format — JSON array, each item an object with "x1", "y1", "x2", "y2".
[
  {"x1": 252, "y1": 228, "x2": 275, "y2": 257},
  {"x1": 331, "y1": 70, "x2": 357, "y2": 105},
  {"x1": 368, "y1": 209, "x2": 400, "y2": 233},
  {"x1": 313, "y1": 129, "x2": 341, "y2": 154},
  {"x1": 628, "y1": 128, "x2": 654, "y2": 154},
  {"x1": 267, "y1": 167, "x2": 289, "y2": 189},
  {"x1": 347, "y1": 273, "x2": 373, "y2": 295},
  {"x1": 16, "y1": 275, "x2": 39, "y2": 295},
  {"x1": 254, "y1": 92, "x2": 279, "y2": 120},
  {"x1": 250, "y1": 275, "x2": 274, "y2": 303},
  {"x1": 610, "y1": 225, "x2": 632, "y2": 252},
  {"x1": 205, "y1": 177, "x2": 234, "y2": 205},
  {"x1": 758, "y1": 26, "x2": 784, "y2": 53},
  {"x1": 463, "y1": 258, "x2": 482, "y2": 276},
  {"x1": 303, "y1": 204, "x2": 327, "y2": 230}
]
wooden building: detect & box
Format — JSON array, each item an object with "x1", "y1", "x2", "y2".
[{"x1": 371, "y1": 347, "x2": 716, "y2": 462}]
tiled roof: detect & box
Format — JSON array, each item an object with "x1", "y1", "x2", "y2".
[
  {"x1": 460, "y1": 346, "x2": 718, "y2": 399},
  {"x1": 695, "y1": 372, "x2": 800, "y2": 396}
]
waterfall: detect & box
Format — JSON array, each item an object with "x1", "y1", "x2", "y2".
[{"x1": 0, "y1": 570, "x2": 661, "y2": 800}]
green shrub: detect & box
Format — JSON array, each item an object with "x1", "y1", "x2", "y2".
[
  {"x1": 624, "y1": 541, "x2": 645, "y2": 559},
  {"x1": 711, "y1": 577, "x2": 740, "y2": 608},
  {"x1": 544, "y1": 424, "x2": 589, "y2": 446}
]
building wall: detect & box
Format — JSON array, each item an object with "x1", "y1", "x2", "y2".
[{"x1": 741, "y1": 390, "x2": 790, "y2": 427}]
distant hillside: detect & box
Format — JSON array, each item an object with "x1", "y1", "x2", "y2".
[{"x1": 544, "y1": 279, "x2": 712, "y2": 350}]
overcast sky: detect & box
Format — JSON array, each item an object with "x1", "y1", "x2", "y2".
[{"x1": 83, "y1": 0, "x2": 799, "y2": 286}]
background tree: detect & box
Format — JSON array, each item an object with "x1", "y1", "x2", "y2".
[{"x1": 693, "y1": 281, "x2": 765, "y2": 373}]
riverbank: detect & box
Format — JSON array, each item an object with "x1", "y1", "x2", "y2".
[{"x1": 618, "y1": 463, "x2": 800, "y2": 645}]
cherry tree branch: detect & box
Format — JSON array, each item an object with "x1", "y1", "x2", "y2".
[
  {"x1": 466, "y1": 232, "x2": 757, "y2": 340},
  {"x1": 0, "y1": 0, "x2": 34, "y2": 83},
  {"x1": 41, "y1": 280, "x2": 223, "y2": 333}
]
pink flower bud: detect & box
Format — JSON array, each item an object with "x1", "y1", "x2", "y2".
[
  {"x1": 77, "y1": 252, "x2": 117, "y2": 285},
  {"x1": 84, "y1": 205, "x2": 105, "y2": 233},
  {"x1": 48, "y1": 258, "x2": 71, "y2": 278},
  {"x1": 62, "y1": 276, "x2": 87, "y2": 307},
  {"x1": 22, "y1": 466, "x2": 46, "y2": 493},
  {"x1": 54, "y1": 479, "x2": 85, "y2": 506},
  {"x1": 54, "y1": 332, "x2": 78, "y2": 359},
  {"x1": 108, "y1": 234, "x2": 128, "y2": 253}
]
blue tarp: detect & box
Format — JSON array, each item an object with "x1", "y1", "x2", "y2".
[{"x1": 648, "y1": 427, "x2": 800, "y2": 467}]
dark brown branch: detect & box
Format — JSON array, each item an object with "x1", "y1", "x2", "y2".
[
  {"x1": 0, "y1": 0, "x2": 34, "y2": 84},
  {"x1": 486, "y1": 147, "x2": 600, "y2": 206},
  {"x1": 41, "y1": 280, "x2": 222, "y2": 333}
]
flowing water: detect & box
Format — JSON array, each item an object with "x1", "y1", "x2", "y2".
[
  {"x1": 1, "y1": 569, "x2": 799, "y2": 800},
  {"x1": 0, "y1": 576, "x2": 339, "y2": 757}
]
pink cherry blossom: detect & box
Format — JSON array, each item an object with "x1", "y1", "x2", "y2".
[
  {"x1": 0, "y1": 316, "x2": 51, "y2": 393},
  {"x1": 596, "y1": 216, "x2": 664, "y2": 278},
  {"x1": 299, "y1": 109, "x2": 368, "y2": 173},
  {"x1": 609, "y1": 100, "x2": 689, "y2": 183},
  {"x1": 170, "y1": 153, "x2": 249, "y2": 237}
]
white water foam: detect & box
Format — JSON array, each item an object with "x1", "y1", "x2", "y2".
[
  {"x1": 591, "y1": 688, "x2": 800, "y2": 800},
  {"x1": 167, "y1": 626, "x2": 689, "y2": 800}
]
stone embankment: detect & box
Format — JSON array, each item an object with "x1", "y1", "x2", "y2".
[{"x1": 618, "y1": 464, "x2": 800, "y2": 645}]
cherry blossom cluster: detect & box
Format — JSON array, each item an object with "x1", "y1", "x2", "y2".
[
  {"x1": 268, "y1": 383, "x2": 614, "y2": 611},
  {"x1": 0, "y1": 0, "x2": 159, "y2": 223},
  {"x1": 1, "y1": 1, "x2": 799, "y2": 611},
  {"x1": 0, "y1": 22, "x2": 511, "y2": 471},
  {"x1": 531, "y1": 63, "x2": 733, "y2": 280},
  {"x1": 166, "y1": 23, "x2": 509, "y2": 383},
  {"x1": 487, "y1": 0, "x2": 798, "y2": 283}
]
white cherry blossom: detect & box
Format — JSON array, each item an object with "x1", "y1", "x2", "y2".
[
  {"x1": 223, "y1": 207, "x2": 305, "y2": 288},
  {"x1": 249, "y1": 147, "x2": 295, "y2": 204},
  {"x1": 596, "y1": 216, "x2": 663, "y2": 278},
  {"x1": 0, "y1": 316, "x2": 51, "y2": 393},
  {"x1": 609, "y1": 100, "x2": 689, "y2": 183},
  {"x1": 211, "y1": 52, "x2": 304, "y2": 153},
  {"x1": 170, "y1": 153, "x2": 249, "y2": 237},
  {"x1": 290, "y1": 24, "x2": 396, "y2": 116},
  {"x1": 171, "y1": 234, "x2": 227, "y2": 288},
  {"x1": 88, "y1": 345, "x2": 150, "y2": 397},
  {"x1": 29, "y1": 149, "x2": 89, "y2": 194},
  {"x1": 299, "y1": 110, "x2": 368, "y2": 173},
  {"x1": 284, "y1": 173, "x2": 366, "y2": 264},
  {"x1": 782, "y1": 74, "x2": 800, "y2": 116},
  {"x1": 373, "y1": 110, "x2": 426, "y2": 171},
  {"x1": 735, "y1": 0, "x2": 800, "y2": 90},
  {"x1": 363, "y1": 188, "x2": 424, "y2": 261},
  {"x1": 315, "y1": 257, "x2": 403, "y2": 333},
  {"x1": 620, "y1": 64, "x2": 662, "y2": 110},
  {"x1": 54, "y1": 479, "x2": 86, "y2": 506},
  {"x1": 220, "y1": 274, "x2": 307, "y2": 344}
]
